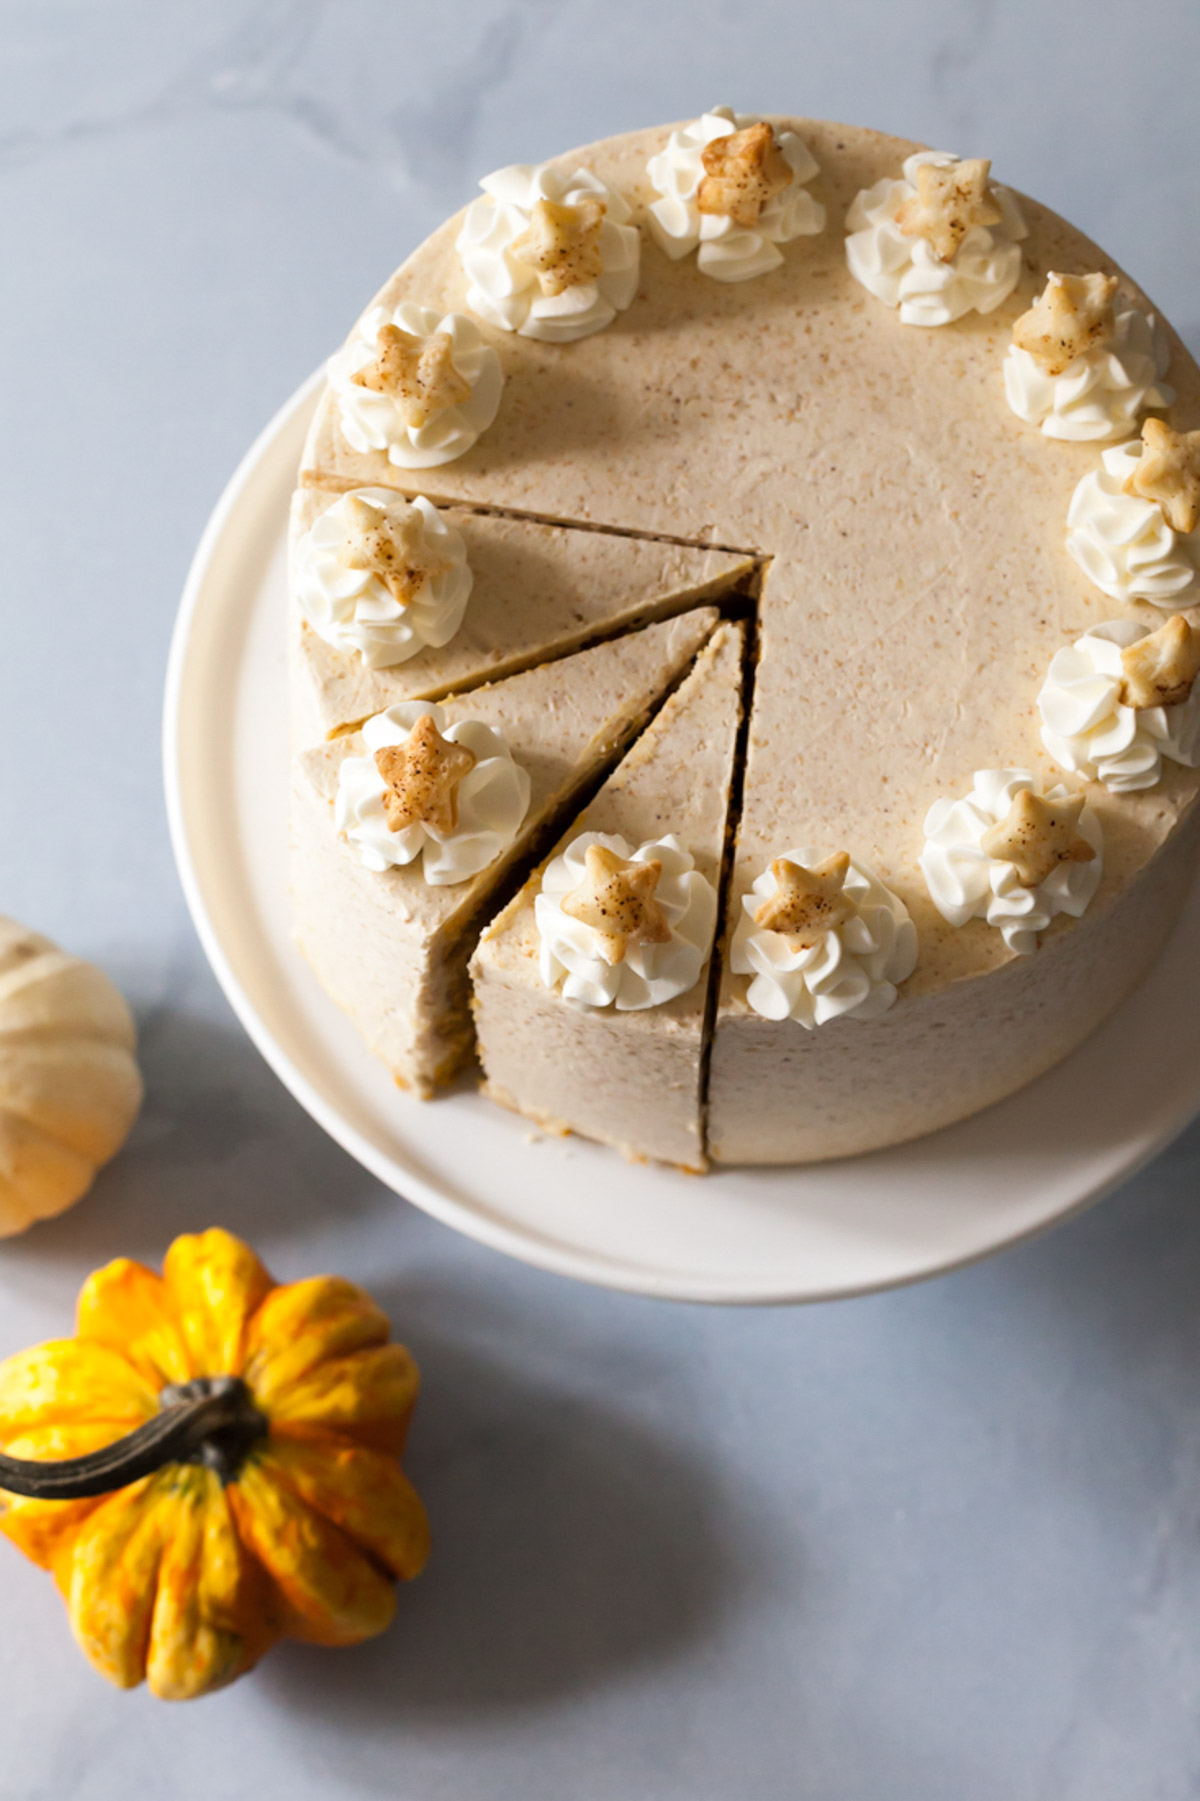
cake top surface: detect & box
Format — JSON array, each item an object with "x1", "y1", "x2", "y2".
[{"x1": 301, "y1": 116, "x2": 1200, "y2": 1001}]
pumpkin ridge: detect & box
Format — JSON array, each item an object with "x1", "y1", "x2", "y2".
[{"x1": 247, "y1": 1448, "x2": 401, "y2": 1586}]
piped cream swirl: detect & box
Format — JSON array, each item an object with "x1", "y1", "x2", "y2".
[
  {"x1": 455, "y1": 163, "x2": 640, "y2": 342},
  {"x1": 1066, "y1": 439, "x2": 1200, "y2": 607},
  {"x1": 328, "y1": 303, "x2": 503, "y2": 469},
  {"x1": 730, "y1": 848, "x2": 917, "y2": 1027},
  {"x1": 336, "y1": 702, "x2": 530, "y2": 885},
  {"x1": 294, "y1": 490, "x2": 472, "y2": 670},
  {"x1": 535, "y1": 832, "x2": 717, "y2": 1011},
  {"x1": 1037, "y1": 619, "x2": 1200, "y2": 792},
  {"x1": 920, "y1": 770, "x2": 1103, "y2": 955},
  {"x1": 1004, "y1": 305, "x2": 1173, "y2": 441},
  {"x1": 845, "y1": 150, "x2": 1026, "y2": 326},
  {"x1": 644, "y1": 106, "x2": 824, "y2": 283}
]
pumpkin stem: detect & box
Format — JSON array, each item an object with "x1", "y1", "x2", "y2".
[{"x1": 0, "y1": 1375, "x2": 268, "y2": 1501}]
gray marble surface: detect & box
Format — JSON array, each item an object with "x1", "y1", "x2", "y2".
[{"x1": 2, "y1": 2, "x2": 1200, "y2": 1795}]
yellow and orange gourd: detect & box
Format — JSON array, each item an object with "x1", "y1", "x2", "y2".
[{"x1": 0, "y1": 1229, "x2": 429, "y2": 1699}]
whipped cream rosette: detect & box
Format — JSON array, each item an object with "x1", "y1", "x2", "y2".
[
  {"x1": 644, "y1": 106, "x2": 824, "y2": 283},
  {"x1": 920, "y1": 770, "x2": 1103, "y2": 955},
  {"x1": 845, "y1": 150, "x2": 1026, "y2": 326},
  {"x1": 1038, "y1": 619, "x2": 1200, "y2": 793},
  {"x1": 1066, "y1": 439, "x2": 1200, "y2": 606},
  {"x1": 336, "y1": 702, "x2": 531, "y2": 884},
  {"x1": 1004, "y1": 305, "x2": 1173, "y2": 442},
  {"x1": 294, "y1": 490, "x2": 473, "y2": 670},
  {"x1": 329, "y1": 302, "x2": 503, "y2": 469},
  {"x1": 455, "y1": 163, "x2": 640, "y2": 343},
  {"x1": 535, "y1": 832, "x2": 717, "y2": 1011},
  {"x1": 730, "y1": 848, "x2": 917, "y2": 1028}
]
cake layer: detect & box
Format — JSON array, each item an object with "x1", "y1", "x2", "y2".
[
  {"x1": 472, "y1": 620, "x2": 744, "y2": 1170},
  {"x1": 291, "y1": 609, "x2": 718, "y2": 1094},
  {"x1": 289, "y1": 485, "x2": 754, "y2": 742}
]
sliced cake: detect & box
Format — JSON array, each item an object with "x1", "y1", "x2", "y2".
[
  {"x1": 471, "y1": 620, "x2": 744, "y2": 1170},
  {"x1": 290, "y1": 484, "x2": 754, "y2": 743},
  {"x1": 291, "y1": 609, "x2": 718, "y2": 1095}
]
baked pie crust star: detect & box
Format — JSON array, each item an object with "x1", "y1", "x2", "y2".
[
  {"x1": 980, "y1": 790, "x2": 1095, "y2": 889},
  {"x1": 561, "y1": 844, "x2": 672, "y2": 966},
  {"x1": 1011, "y1": 271, "x2": 1118, "y2": 377},
  {"x1": 697, "y1": 122, "x2": 794, "y2": 229},
  {"x1": 510, "y1": 196, "x2": 607, "y2": 297},
  {"x1": 753, "y1": 852, "x2": 854, "y2": 950},
  {"x1": 352, "y1": 323, "x2": 471, "y2": 429},
  {"x1": 373, "y1": 714, "x2": 477, "y2": 835},
  {"x1": 895, "y1": 158, "x2": 1002, "y2": 264},
  {"x1": 338, "y1": 496, "x2": 452, "y2": 607},
  {"x1": 1119, "y1": 614, "x2": 1200, "y2": 710},
  {"x1": 1124, "y1": 417, "x2": 1200, "y2": 535}
]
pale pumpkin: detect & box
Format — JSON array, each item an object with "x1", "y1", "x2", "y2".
[
  {"x1": 0, "y1": 914, "x2": 142, "y2": 1236},
  {"x1": 0, "y1": 1228, "x2": 430, "y2": 1699}
]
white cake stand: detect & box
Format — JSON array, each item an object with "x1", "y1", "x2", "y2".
[{"x1": 164, "y1": 375, "x2": 1200, "y2": 1305}]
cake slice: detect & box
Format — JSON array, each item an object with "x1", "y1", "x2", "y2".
[
  {"x1": 470, "y1": 621, "x2": 745, "y2": 1171},
  {"x1": 290, "y1": 485, "x2": 755, "y2": 743},
  {"x1": 291, "y1": 609, "x2": 719, "y2": 1095}
]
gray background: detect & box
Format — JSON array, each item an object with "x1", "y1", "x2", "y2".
[{"x1": 3, "y1": 2, "x2": 1200, "y2": 1795}]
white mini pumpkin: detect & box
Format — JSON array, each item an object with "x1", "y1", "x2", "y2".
[{"x1": 0, "y1": 915, "x2": 142, "y2": 1236}]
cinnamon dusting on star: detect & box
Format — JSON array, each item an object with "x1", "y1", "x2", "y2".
[
  {"x1": 1119, "y1": 615, "x2": 1200, "y2": 710},
  {"x1": 753, "y1": 852, "x2": 854, "y2": 950},
  {"x1": 373, "y1": 714, "x2": 476, "y2": 836},
  {"x1": 510, "y1": 197, "x2": 607, "y2": 297},
  {"x1": 1011, "y1": 271, "x2": 1118, "y2": 376},
  {"x1": 1124, "y1": 418, "x2": 1200, "y2": 535},
  {"x1": 338, "y1": 496, "x2": 452, "y2": 607},
  {"x1": 980, "y1": 791, "x2": 1094, "y2": 888},
  {"x1": 560, "y1": 844, "x2": 672, "y2": 966},
  {"x1": 895, "y1": 158, "x2": 1001, "y2": 264},
  {"x1": 696, "y1": 122, "x2": 794, "y2": 228},
  {"x1": 352, "y1": 324, "x2": 471, "y2": 429}
]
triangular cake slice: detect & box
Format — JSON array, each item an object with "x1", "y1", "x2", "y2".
[
  {"x1": 291, "y1": 609, "x2": 719, "y2": 1096},
  {"x1": 290, "y1": 485, "x2": 754, "y2": 742},
  {"x1": 470, "y1": 620, "x2": 745, "y2": 1171}
]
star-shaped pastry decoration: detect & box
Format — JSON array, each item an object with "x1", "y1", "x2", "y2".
[
  {"x1": 1119, "y1": 614, "x2": 1200, "y2": 710},
  {"x1": 352, "y1": 324, "x2": 471, "y2": 429},
  {"x1": 696, "y1": 121, "x2": 794, "y2": 228},
  {"x1": 510, "y1": 196, "x2": 607, "y2": 297},
  {"x1": 980, "y1": 790, "x2": 1095, "y2": 889},
  {"x1": 560, "y1": 844, "x2": 672, "y2": 966},
  {"x1": 1123, "y1": 417, "x2": 1200, "y2": 535},
  {"x1": 1011, "y1": 271, "x2": 1118, "y2": 376},
  {"x1": 752, "y1": 852, "x2": 855, "y2": 951},
  {"x1": 338, "y1": 496, "x2": 451, "y2": 607},
  {"x1": 895, "y1": 158, "x2": 1002, "y2": 264},
  {"x1": 373, "y1": 715, "x2": 477, "y2": 836}
]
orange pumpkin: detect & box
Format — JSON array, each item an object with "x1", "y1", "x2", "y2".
[{"x1": 0, "y1": 1228, "x2": 429, "y2": 1699}]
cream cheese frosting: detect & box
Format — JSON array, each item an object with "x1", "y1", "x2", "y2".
[
  {"x1": 1066, "y1": 439, "x2": 1200, "y2": 607},
  {"x1": 455, "y1": 163, "x2": 640, "y2": 342},
  {"x1": 1004, "y1": 305, "x2": 1173, "y2": 442},
  {"x1": 644, "y1": 106, "x2": 824, "y2": 282},
  {"x1": 294, "y1": 489, "x2": 473, "y2": 669},
  {"x1": 535, "y1": 831, "x2": 717, "y2": 1010},
  {"x1": 335, "y1": 702, "x2": 531, "y2": 884},
  {"x1": 920, "y1": 770, "x2": 1103, "y2": 954},
  {"x1": 328, "y1": 303, "x2": 503, "y2": 468},
  {"x1": 730, "y1": 849, "x2": 917, "y2": 1027},
  {"x1": 844, "y1": 150, "x2": 1026, "y2": 326},
  {"x1": 1037, "y1": 618, "x2": 1200, "y2": 792}
]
